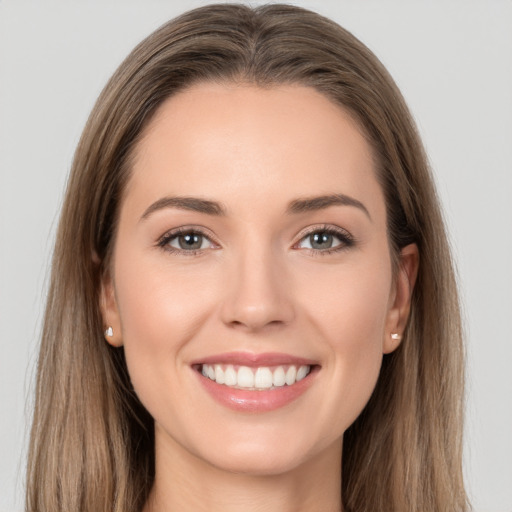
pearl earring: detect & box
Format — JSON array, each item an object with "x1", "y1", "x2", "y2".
[
  {"x1": 391, "y1": 333, "x2": 401, "y2": 340},
  {"x1": 104, "y1": 326, "x2": 114, "y2": 337}
]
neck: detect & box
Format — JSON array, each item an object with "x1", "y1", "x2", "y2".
[{"x1": 144, "y1": 429, "x2": 343, "y2": 512}]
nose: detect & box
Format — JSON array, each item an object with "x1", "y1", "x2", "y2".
[{"x1": 220, "y1": 245, "x2": 295, "y2": 332}]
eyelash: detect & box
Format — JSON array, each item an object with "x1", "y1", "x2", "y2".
[
  {"x1": 157, "y1": 224, "x2": 356, "y2": 256},
  {"x1": 157, "y1": 226, "x2": 218, "y2": 256},
  {"x1": 294, "y1": 224, "x2": 356, "y2": 256}
]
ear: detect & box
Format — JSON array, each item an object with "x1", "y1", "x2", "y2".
[
  {"x1": 99, "y1": 269, "x2": 123, "y2": 347},
  {"x1": 383, "y1": 243, "x2": 419, "y2": 354}
]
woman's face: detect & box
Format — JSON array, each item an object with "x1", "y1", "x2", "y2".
[{"x1": 102, "y1": 83, "x2": 415, "y2": 476}]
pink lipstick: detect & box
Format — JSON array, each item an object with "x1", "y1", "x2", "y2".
[{"x1": 192, "y1": 352, "x2": 319, "y2": 413}]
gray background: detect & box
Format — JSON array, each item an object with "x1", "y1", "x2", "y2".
[{"x1": 1, "y1": 1, "x2": 511, "y2": 510}]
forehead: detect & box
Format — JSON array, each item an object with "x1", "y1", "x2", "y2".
[{"x1": 125, "y1": 82, "x2": 385, "y2": 223}]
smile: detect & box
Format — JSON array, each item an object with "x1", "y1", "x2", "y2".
[
  {"x1": 200, "y1": 363, "x2": 311, "y2": 390},
  {"x1": 192, "y1": 352, "x2": 319, "y2": 412}
]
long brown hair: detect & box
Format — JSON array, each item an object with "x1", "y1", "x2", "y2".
[{"x1": 26, "y1": 4, "x2": 468, "y2": 511}]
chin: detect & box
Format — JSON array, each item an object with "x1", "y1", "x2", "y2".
[
  {"x1": 193, "y1": 430, "x2": 330, "y2": 477},
  {"x1": 209, "y1": 450, "x2": 307, "y2": 477}
]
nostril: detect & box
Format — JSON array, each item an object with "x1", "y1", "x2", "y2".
[
  {"x1": 219, "y1": 275, "x2": 296, "y2": 330},
  {"x1": 228, "y1": 318, "x2": 286, "y2": 331}
]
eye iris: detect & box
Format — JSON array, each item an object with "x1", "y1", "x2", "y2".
[
  {"x1": 310, "y1": 232, "x2": 333, "y2": 249},
  {"x1": 178, "y1": 233, "x2": 202, "y2": 250}
]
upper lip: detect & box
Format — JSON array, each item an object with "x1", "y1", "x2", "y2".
[{"x1": 191, "y1": 351, "x2": 319, "y2": 367}]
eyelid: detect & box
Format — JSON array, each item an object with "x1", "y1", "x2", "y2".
[
  {"x1": 292, "y1": 224, "x2": 355, "y2": 252},
  {"x1": 157, "y1": 225, "x2": 220, "y2": 253},
  {"x1": 156, "y1": 223, "x2": 355, "y2": 255}
]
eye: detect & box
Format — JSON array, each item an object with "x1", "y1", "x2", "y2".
[
  {"x1": 296, "y1": 227, "x2": 354, "y2": 253},
  {"x1": 169, "y1": 232, "x2": 211, "y2": 250},
  {"x1": 158, "y1": 228, "x2": 217, "y2": 254}
]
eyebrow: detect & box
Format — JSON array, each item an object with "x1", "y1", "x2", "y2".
[
  {"x1": 140, "y1": 193, "x2": 371, "y2": 221},
  {"x1": 140, "y1": 196, "x2": 226, "y2": 221},
  {"x1": 287, "y1": 194, "x2": 371, "y2": 220}
]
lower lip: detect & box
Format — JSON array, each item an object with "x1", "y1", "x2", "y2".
[{"x1": 195, "y1": 367, "x2": 318, "y2": 413}]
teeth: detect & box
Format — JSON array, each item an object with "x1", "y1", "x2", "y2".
[
  {"x1": 214, "y1": 364, "x2": 225, "y2": 385},
  {"x1": 201, "y1": 363, "x2": 311, "y2": 390},
  {"x1": 296, "y1": 365, "x2": 309, "y2": 381},
  {"x1": 237, "y1": 366, "x2": 254, "y2": 388},
  {"x1": 285, "y1": 366, "x2": 297, "y2": 385},
  {"x1": 273, "y1": 366, "x2": 286, "y2": 387},
  {"x1": 254, "y1": 367, "x2": 273, "y2": 389},
  {"x1": 224, "y1": 366, "x2": 237, "y2": 386}
]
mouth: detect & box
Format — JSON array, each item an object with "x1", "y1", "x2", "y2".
[
  {"x1": 196, "y1": 363, "x2": 313, "y2": 390},
  {"x1": 191, "y1": 352, "x2": 319, "y2": 412}
]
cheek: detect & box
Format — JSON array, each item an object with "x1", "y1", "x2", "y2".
[
  {"x1": 298, "y1": 257, "x2": 392, "y2": 425},
  {"x1": 114, "y1": 245, "x2": 218, "y2": 336},
  {"x1": 301, "y1": 255, "x2": 392, "y2": 345},
  {"x1": 112, "y1": 249, "x2": 218, "y2": 409}
]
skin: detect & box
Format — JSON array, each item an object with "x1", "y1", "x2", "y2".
[{"x1": 101, "y1": 83, "x2": 418, "y2": 512}]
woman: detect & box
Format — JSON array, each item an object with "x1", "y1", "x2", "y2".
[{"x1": 26, "y1": 4, "x2": 468, "y2": 511}]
